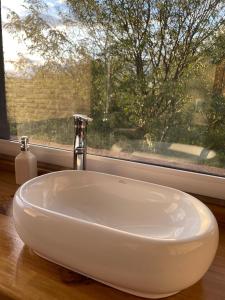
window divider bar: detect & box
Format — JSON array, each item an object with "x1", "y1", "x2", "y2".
[{"x1": 0, "y1": 1, "x2": 10, "y2": 140}]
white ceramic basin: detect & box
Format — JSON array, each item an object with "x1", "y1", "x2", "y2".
[{"x1": 13, "y1": 170, "x2": 219, "y2": 299}]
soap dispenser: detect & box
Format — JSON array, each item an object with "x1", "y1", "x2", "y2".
[{"x1": 15, "y1": 136, "x2": 37, "y2": 185}]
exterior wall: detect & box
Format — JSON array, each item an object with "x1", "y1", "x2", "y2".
[
  {"x1": 5, "y1": 64, "x2": 91, "y2": 123},
  {"x1": 213, "y1": 60, "x2": 225, "y2": 95}
]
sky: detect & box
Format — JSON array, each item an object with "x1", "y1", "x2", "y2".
[
  {"x1": 1, "y1": 0, "x2": 101, "y2": 74},
  {"x1": 2, "y1": 0, "x2": 29, "y2": 71},
  {"x1": 1, "y1": 0, "x2": 67, "y2": 73}
]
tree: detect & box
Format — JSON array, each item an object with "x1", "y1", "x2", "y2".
[
  {"x1": 203, "y1": 31, "x2": 225, "y2": 161},
  {"x1": 4, "y1": 0, "x2": 225, "y2": 145}
]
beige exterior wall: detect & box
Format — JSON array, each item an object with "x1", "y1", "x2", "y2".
[{"x1": 5, "y1": 64, "x2": 91, "y2": 123}]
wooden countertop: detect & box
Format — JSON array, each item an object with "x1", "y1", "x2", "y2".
[{"x1": 1, "y1": 169, "x2": 225, "y2": 299}]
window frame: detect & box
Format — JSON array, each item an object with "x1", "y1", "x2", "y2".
[
  {"x1": 0, "y1": 2, "x2": 225, "y2": 201},
  {"x1": 0, "y1": 2, "x2": 9, "y2": 139},
  {"x1": 0, "y1": 138, "x2": 225, "y2": 200}
]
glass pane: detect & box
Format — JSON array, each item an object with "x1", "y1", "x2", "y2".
[{"x1": 1, "y1": 0, "x2": 225, "y2": 176}]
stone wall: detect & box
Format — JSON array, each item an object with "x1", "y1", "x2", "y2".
[{"x1": 5, "y1": 63, "x2": 91, "y2": 124}]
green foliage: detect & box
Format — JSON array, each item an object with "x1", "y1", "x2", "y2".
[
  {"x1": 207, "y1": 31, "x2": 225, "y2": 64},
  {"x1": 205, "y1": 94, "x2": 225, "y2": 150},
  {"x1": 4, "y1": 0, "x2": 225, "y2": 169}
]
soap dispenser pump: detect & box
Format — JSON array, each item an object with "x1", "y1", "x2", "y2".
[{"x1": 15, "y1": 136, "x2": 37, "y2": 185}]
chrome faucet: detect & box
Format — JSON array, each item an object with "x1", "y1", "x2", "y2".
[{"x1": 73, "y1": 114, "x2": 92, "y2": 170}]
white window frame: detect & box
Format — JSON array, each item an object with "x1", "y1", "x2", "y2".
[{"x1": 1, "y1": 138, "x2": 225, "y2": 200}]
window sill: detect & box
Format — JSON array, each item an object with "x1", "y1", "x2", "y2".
[{"x1": 0, "y1": 138, "x2": 225, "y2": 200}]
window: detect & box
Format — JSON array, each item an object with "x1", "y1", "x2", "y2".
[{"x1": 1, "y1": 0, "x2": 225, "y2": 178}]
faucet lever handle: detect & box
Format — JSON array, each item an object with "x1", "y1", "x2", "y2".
[{"x1": 73, "y1": 114, "x2": 93, "y2": 123}]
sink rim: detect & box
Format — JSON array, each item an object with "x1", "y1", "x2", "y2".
[{"x1": 17, "y1": 170, "x2": 218, "y2": 244}]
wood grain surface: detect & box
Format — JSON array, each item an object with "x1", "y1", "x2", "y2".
[{"x1": 0, "y1": 168, "x2": 225, "y2": 300}]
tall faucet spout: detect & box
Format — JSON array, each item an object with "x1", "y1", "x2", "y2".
[{"x1": 73, "y1": 114, "x2": 92, "y2": 170}]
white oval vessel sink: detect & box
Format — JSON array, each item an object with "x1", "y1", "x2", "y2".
[{"x1": 13, "y1": 170, "x2": 218, "y2": 299}]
